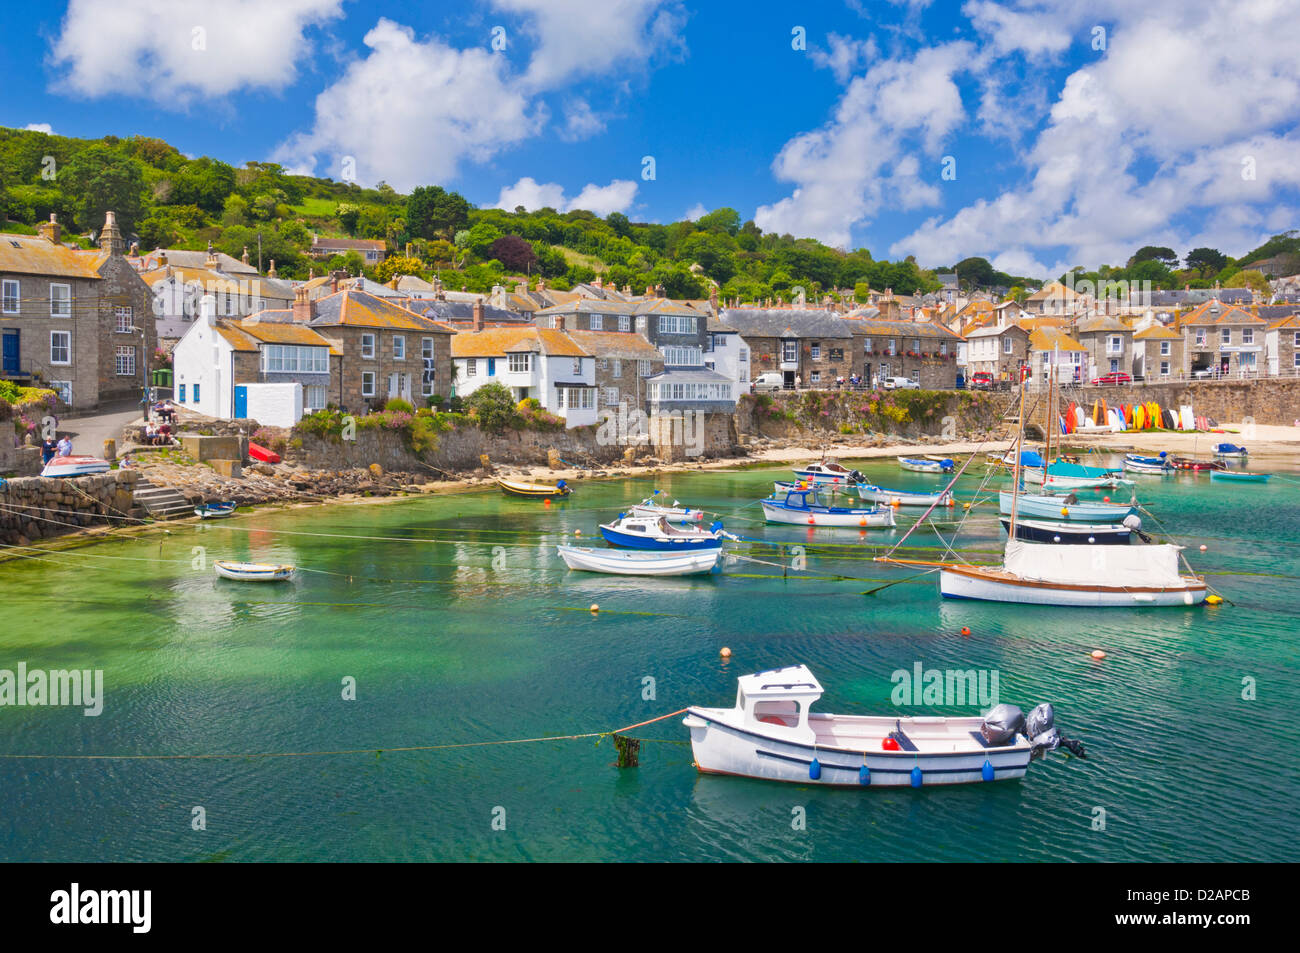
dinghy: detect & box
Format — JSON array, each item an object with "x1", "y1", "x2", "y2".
[
  {"x1": 1169, "y1": 457, "x2": 1225, "y2": 472},
  {"x1": 997, "y1": 490, "x2": 1135, "y2": 522},
  {"x1": 1000, "y1": 516, "x2": 1135, "y2": 544},
  {"x1": 248, "y1": 441, "x2": 281, "y2": 464},
  {"x1": 1123, "y1": 453, "x2": 1171, "y2": 475},
  {"x1": 629, "y1": 492, "x2": 703, "y2": 522},
  {"x1": 598, "y1": 514, "x2": 724, "y2": 550},
  {"x1": 1213, "y1": 443, "x2": 1248, "y2": 458},
  {"x1": 761, "y1": 485, "x2": 896, "y2": 527},
  {"x1": 195, "y1": 501, "x2": 237, "y2": 519},
  {"x1": 214, "y1": 561, "x2": 295, "y2": 582},
  {"x1": 791, "y1": 459, "x2": 864, "y2": 485},
  {"x1": 683, "y1": 665, "x2": 1083, "y2": 788},
  {"x1": 497, "y1": 477, "x2": 572, "y2": 498},
  {"x1": 898, "y1": 456, "x2": 954, "y2": 473},
  {"x1": 857, "y1": 483, "x2": 954, "y2": 507},
  {"x1": 1210, "y1": 470, "x2": 1270, "y2": 484},
  {"x1": 556, "y1": 544, "x2": 720, "y2": 576},
  {"x1": 40, "y1": 455, "x2": 111, "y2": 478}
]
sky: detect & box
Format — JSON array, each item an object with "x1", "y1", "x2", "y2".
[{"x1": 2, "y1": 0, "x2": 1298, "y2": 279}]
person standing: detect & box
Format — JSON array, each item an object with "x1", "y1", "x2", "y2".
[
  {"x1": 56, "y1": 435, "x2": 73, "y2": 457},
  {"x1": 41, "y1": 436, "x2": 58, "y2": 465}
]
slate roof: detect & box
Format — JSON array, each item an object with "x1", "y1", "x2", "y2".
[
  {"x1": 567, "y1": 330, "x2": 663, "y2": 361},
  {"x1": 449, "y1": 327, "x2": 588, "y2": 359},
  {"x1": 719, "y1": 308, "x2": 856, "y2": 338},
  {"x1": 0, "y1": 233, "x2": 103, "y2": 279},
  {"x1": 309, "y1": 289, "x2": 453, "y2": 333}
]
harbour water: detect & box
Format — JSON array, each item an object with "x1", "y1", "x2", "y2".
[{"x1": 1, "y1": 458, "x2": 1296, "y2": 861}]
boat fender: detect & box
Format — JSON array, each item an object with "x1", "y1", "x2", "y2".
[
  {"x1": 556, "y1": 479, "x2": 567, "y2": 490},
  {"x1": 858, "y1": 765, "x2": 870, "y2": 786},
  {"x1": 709, "y1": 520, "x2": 724, "y2": 532},
  {"x1": 981, "y1": 760, "x2": 994, "y2": 782},
  {"x1": 809, "y1": 757, "x2": 821, "y2": 780},
  {"x1": 881, "y1": 737, "x2": 900, "y2": 751},
  {"x1": 910, "y1": 766, "x2": 923, "y2": 788}
]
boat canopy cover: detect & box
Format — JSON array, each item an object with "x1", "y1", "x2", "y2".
[
  {"x1": 1019, "y1": 450, "x2": 1046, "y2": 467},
  {"x1": 1215, "y1": 443, "x2": 1245, "y2": 454},
  {"x1": 1004, "y1": 540, "x2": 1186, "y2": 588},
  {"x1": 1047, "y1": 461, "x2": 1114, "y2": 478}
]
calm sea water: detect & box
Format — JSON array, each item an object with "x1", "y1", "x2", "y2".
[{"x1": 1, "y1": 457, "x2": 1296, "y2": 862}]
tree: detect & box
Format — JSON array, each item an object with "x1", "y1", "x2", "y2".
[
  {"x1": 62, "y1": 144, "x2": 147, "y2": 235},
  {"x1": 337, "y1": 203, "x2": 361, "y2": 236},
  {"x1": 486, "y1": 234, "x2": 537, "y2": 273},
  {"x1": 695, "y1": 207, "x2": 741, "y2": 235},
  {"x1": 407, "y1": 185, "x2": 470, "y2": 240},
  {"x1": 464, "y1": 382, "x2": 521, "y2": 433},
  {"x1": 605, "y1": 211, "x2": 631, "y2": 238},
  {"x1": 1225, "y1": 269, "x2": 1270, "y2": 294},
  {"x1": 678, "y1": 231, "x2": 737, "y2": 284},
  {"x1": 1184, "y1": 247, "x2": 1227, "y2": 277},
  {"x1": 954, "y1": 256, "x2": 996, "y2": 288},
  {"x1": 373, "y1": 255, "x2": 426, "y2": 283},
  {"x1": 1129, "y1": 245, "x2": 1179, "y2": 269}
]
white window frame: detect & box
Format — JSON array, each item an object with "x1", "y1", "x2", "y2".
[
  {"x1": 49, "y1": 380, "x2": 72, "y2": 405},
  {"x1": 115, "y1": 345, "x2": 136, "y2": 377},
  {"x1": 619, "y1": 315, "x2": 631, "y2": 332},
  {"x1": 1160, "y1": 341, "x2": 1171, "y2": 355},
  {"x1": 603, "y1": 387, "x2": 620, "y2": 407},
  {"x1": 657, "y1": 314, "x2": 696, "y2": 335},
  {"x1": 392, "y1": 335, "x2": 406, "y2": 360},
  {"x1": 50, "y1": 283, "x2": 72, "y2": 318},
  {"x1": 2, "y1": 279, "x2": 20, "y2": 313},
  {"x1": 810, "y1": 343, "x2": 821, "y2": 360},
  {"x1": 638, "y1": 360, "x2": 651, "y2": 377},
  {"x1": 1221, "y1": 328, "x2": 1231, "y2": 345},
  {"x1": 50, "y1": 330, "x2": 71, "y2": 365},
  {"x1": 1003, "y1": 337, "x2": 1013, "y2": 354},
  {"x1": 572, "y1": 357, "x2": 582, "y2": 374},
  {"x1": 1160, "y1": 361, "x2": 1170, "y2": 377},
  {"x1": 1242, "y1": 328, "x2": 1254, "y2": 345},
  {"x1": 589, "y1": 314, "x2": 603, "y2": 330},
  {"x1": 115, "y1": 305, "x2": 133, "y2": 333},
  {"x1": 361, "y1": 371, "x2": 376, "y2": 397},
  {"x1": 305, "y1": 384, "x2": 327, "y2": 411},
  {"x1": 611, "y1": 359, "x2": 622, "y2": 378},
  {"x1": 361, "y1": 333, "x2": 376, "y2": 359},
  {"x1": 422, "y1": 338, "x2": 436, "y2": 396},
  {"x1": 466, "y1": 358, "x2": 477, "y2": 377},
  {"x1": 508, "y1": 353, "x2": 530, "y2": 373},
  {"x1": 781, "y1": 340, "x2": 798, "y2": 362}
]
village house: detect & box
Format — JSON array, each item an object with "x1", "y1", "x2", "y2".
[
  {"x1": 308, "y1": 236, "x2": 387, "y2": 264},
  {"x1": 1026, "y1": 326, "x2": 1087, "y2": 387},
  {"x1": 1264, "y1": 313, "x2": 1300, "y2": 376},
  {"x1": 1179, "y1": 299, "x2": 1267, "y2": 377},
  {"x1": 704, "y1": 315, "x2": 749, "y2": 401},
  {"x1": 850, "y1": 317, "x2": 962, "y2": 388},
  {"x1": 140, "y1": 243, "x2": 294, "y2": 343},
  {"x1": 1074, "y1": 316, "x2": 1135, "y2": 380},
  {"x1": 534, "y1": 298, "x2": 639, "y2": 332},
  {"x1": 1, "y1": 212, "x2": 153, "y2": 409},
  {"x1": 566, "y1": 329, "x2": 665, "y2": 412},
  {"x1": 1024, "y1": 280, "x2": 1091, "y2": 319},
  {"x1": 1131, "y1": 324, "x2": 1184, "y2": 380},
  {"x1": 964, "y1": 324, "x2": 1030, "y2": 382},
  {"x1": 172, "y1": 298, "x2": 341, "y2": 425},
  {"x1": 449, "y1": 325, "x2": 599, "y2": 428},
  {"x1": 718, "y1": 308, "x2": 856, "y2": 389}
]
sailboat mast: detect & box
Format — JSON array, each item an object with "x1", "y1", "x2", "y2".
[{"x1": 1009, "y1": 365, "x2": 1027, "y2": 535}]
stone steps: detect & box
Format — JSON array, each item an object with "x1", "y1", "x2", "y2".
[{"x1": 132, "y1": 479, "x2": 195, "y2": 519}]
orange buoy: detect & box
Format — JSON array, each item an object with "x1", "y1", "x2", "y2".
[
  {"x1": 1199, "y1": 544, "x2": 1207, "y2": 552},
  {"x1": 1060, "y1": 507, "x2": 1069, "y2": 517},
  {"x1": 590, "y1": 603, "x2": 600, "y2": 613},
  {"x1": 859, "y1": 517, "x2": 867, "y2": 527},
  {"x1": 720, "y1": 646, "x2": 732, "y2": 658},
  {"x1": 1091, "y1": 650, "x2": 1107, "y2": 660},
  {"x1": 544, "y1": 498, "x2": 551, "y2": 507},
  {"x1": 1103, "y1": 496, "x2": 1110, "y2": 503},
  {"x1": 961, "y1": 626, "x2": 971, "y2": 636},
  {"x1": 574, "y1": 528, "x2": 582, "y2": 536}
]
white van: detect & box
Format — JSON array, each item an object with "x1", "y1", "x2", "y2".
[
  {"x1": 882, "y1": 376, "x2": 920, "y2": 390},
  {"x1": 751, "y1": 372, "x2": 784, "y2": 393}
]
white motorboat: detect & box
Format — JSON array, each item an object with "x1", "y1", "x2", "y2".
[
  {"x1": 214, "y1": 560, "x2": 295, "y2": 582},
  {"x1": 760, "y1": 486, "x2": 895, "y2": 527},
  {"x1": 791, "y1": 458, "x2": 864, "y2": 485},
  {"x1": 599, "y1": 514, "x2": 725, "y2": 550},
  {"x1": 555, "y1": 544, "x2": 720, "y2": 576},
  {"x1": 898, "y1": 456, "x2": 954, "y2": 474},
  {"x1": 683, "y1": 665, "x2": 1081, "y2": 787},
  {"x1": 857, "y1": 483, "x2": 954, "y2": 507},
  {"x1": 41, "y1": 455, "x2": 111, "y2": 478},
  {"x1": 628, "y1": 493, "x2": 703, "y2": 522}
]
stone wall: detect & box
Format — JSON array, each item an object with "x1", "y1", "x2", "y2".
[
  {"x1": 0, "y1": 469, "x2": 139, "y2": 545},
  {"x1": 735, "y1": 389, "x2": 1002, "y2": 440},
  {"x1": 1025, "y1": 378, "x2": 1300, "y2": 430}
]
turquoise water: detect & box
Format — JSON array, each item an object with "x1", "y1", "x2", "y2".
[{"x1": 1, "y1": 458, "x2": 1296, "y2": 862}]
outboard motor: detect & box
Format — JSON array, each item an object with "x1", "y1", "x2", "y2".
[
  {"x1": 849, "y1": 469, "x2": 864, "y2": 483},
  {"x1": 980, "y1": 704, "x2": 1026, "y2": 746},
  {"x1": 1025, "y1": 701, "x2": 1086, "y2": 759},
  {"x1": 1123, "y1": 512, "x2": 1153, "y2": 543}
]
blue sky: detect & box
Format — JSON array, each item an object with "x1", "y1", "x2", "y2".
[{"x1": 4, "y1": 0, "x2": 1298, "y2": 279}]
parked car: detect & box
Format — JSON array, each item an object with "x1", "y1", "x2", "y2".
[
  {"x1": 882, "y1": 376, "x2": 920, "y2": 390},
  {"x1": 1090, "y1": 372, "x2": 1132, "y2": 386},
  {"x1": 969, "y1": 372, "x2": 994, "y2": 390},
  {"x1": 1191, "y1": 368, "x2": 1218, "y2": 379},
  {"x1": 751, "y1": 372, "x2": 784, "y2": 393}
]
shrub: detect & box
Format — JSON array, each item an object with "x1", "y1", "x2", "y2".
[
  {"x1": 464, "y1": 382, "x2": 521, "y2": 434},
  {"x1": 384, "y1": 397, "x2": 415, "y2": 415}
]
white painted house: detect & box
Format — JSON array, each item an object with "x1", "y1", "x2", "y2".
[
  {"x1": 449, "y1": 327, "x2": 599, "y2": 428},
  {"x1": 704, "y1": 316, "x2": 749, "y2": 401}
]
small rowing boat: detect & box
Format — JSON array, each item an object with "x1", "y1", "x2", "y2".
[
  {"x1": 497, "y1": 477, "x2": 572, "y2": 498},
  {"x1": 792, "y1": 458, "x2": 864, "y2": 485},
  {"x1": 556, "y1": 544, "x2": 720, "y2": 576},
  {"x1": 1000, "y1": 516, "x2": 1135, "y2": 544},
  {"x1": 683, "y1": 665, "x2": 1084, "y2": 787},
  {"x1": 898, "y1": 456, "x2": 954, "y2": 474},
  {"x1": 1123, "y1": 453, "x2": 1170, "y2": 475},
  {"x1": 761, "y1": 486, "x2": 896, "y2": 527},
  {"x1": 628, "y1": 492, "x2": 702, "y2": 522},
  {"x1": 1213, "y1": 443, "x2": 1248, "y2": 458},
  {"x1": 195, "y1": 501, "x2": 237, "y2": 519},
  {"x1": 1210, "y1": 470, "x2": 1270, "y2": 484},
  {"x1": 214, "y1": 560, "x2": 295, "y2": 582},
  {"x1": 40, "y1": 455, "x2": 111, "y2": 478},
  {"x1": 598, "y1": 514, "x2": 724, "y2": 550},
  {"x1": 998, "y1": 490, "x2": 1136, "y2": 522},
  {"x1": 1168, "y1": 457, "x2": 1225, "y2": 472},
  {"x1": 856, "y1": 483, "x2": 954, "y2": 507}
]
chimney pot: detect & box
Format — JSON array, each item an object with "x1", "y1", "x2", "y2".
[{"x1": 472, "y1": 299, "x2": 485, "y2": 331}]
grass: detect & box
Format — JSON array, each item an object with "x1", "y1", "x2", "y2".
[
  {"x1": 559, "y1": 247, "x2": 607, "y2": 272},
  {"x1": 289, "y1": 197, "x2": 343, "y2": 218}
]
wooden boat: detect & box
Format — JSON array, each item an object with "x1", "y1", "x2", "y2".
[
  {"x1": 1000, "y1": 517, "x2": 1133, "y2": 544},
  {"x1": 556, "y1": 544, "x2": 720, "y2": 576},
  {"x1": 195, "y1": 501, "x2": 237, "y2": 519},
  {"x1": 761, "y1": 486, "x2": 896, "y2": 527},
  {"x1": 1213, "y1": 443, "x2": 1247, "y2": 458},
  {"x1": 791, "y1": 459, "x2": 864, "y2": 485},
  {"x1": 1123, "y1": 453, "x2": 1170, "y2": 475},
  {"x1": 40, "y1": 455, "x2": 111, "y2": 478},
  {"x1": 628, "y1": 492, "x2": 702, "y2": 522},
  {"x1": 898, "y1": 456, "x2": 953, "y2": 473},
  {"x1": 1169, "y1": 457, "x2": 1226, "y2": 472},
  {"x1": 856, "y1": 483, "x2": 954, "y2": 507},
  {"x1": 1210, "y1": 470, "x2": 1270, "y2": 484},
  {"x1": 214, "y1": 560, "x2": 295, "y2": 582},
  {"x1": 683, "y1": 665, "x2": 1074, "y2": 787},
  {"x1": 598, "y1": 514, "x2": 724, "y2": 550},
  {"x1": 496, "y1": 477, "x2": 572, "y2": 498},
  {"x1": 248, "y1": 441, "x2": 281, "y2": 464},
  {"x1": 998, "y1": 490, "x2": 1134, "y2": 522}
]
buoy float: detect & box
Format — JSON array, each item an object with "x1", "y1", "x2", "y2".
[
  {"x1": 1087, "y1": 536, "x2": 1095, "y2": 544},
  {"x1": 1060, "y1": 507, "x2": 1069, "y2": 517},
  {"x1": 809, "y1": 758, "x2": 822, "y2": 780},
  {"x1": 1206, "y1": 594, "x2": 1223, "y2": 605},
  {"x1": 859, "y1": 517, "x2": 867, "y2": 526},
  {"x1": 962, "y1": 502, "x2": 971, "y2": 510},
  {"x1": 720, "y1": 646, "x2": 731, "y2": 658},
  {"x1": 981, "y1": 759, "x2": 995, "y2": 782},
  {"x1": 910, "y1": 766, "x2": 923, "y2": 788},
  {"x1": 574, "y1": 528, "x2": 581, "y2": 536},
  {"x1": 543, "y1": 499, "x2": 551, "y2": 507},
  {"x1": 960, "y1": 626, "x2": 971, "y2": 636},
  {"x1": 858, "y1": 764, "x2": 871, "y2": 786},
  {"x1": 891, "y1": 499, "x2": 901, "y2": 507},
  {"x1": 1199, "y1": 544, "x2": 1208, "y2": 552},
  {"x1": 881, "y1": 737, "x2": 900, "y2": 751},
  {"x1": 1103, "y1": 496, "x2": 1111, "y2": 503},
  {"x1": 1091, "y1": 649, "x2": 1107, "y2": 660},
  {"x1": 1053, "y1": 535, "x2": 1061, "y2": 543},
  {"x1": 807, "y1": 517, "x2": 815, "y2": 525}
]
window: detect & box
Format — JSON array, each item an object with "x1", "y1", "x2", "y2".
[
  {"x1": 50, "y1": 331, "x2": 71, "y2": 364},
  {"x1": 781, "y1": 341, "x2": 798, "y2": 362},
  {"x1": 739, "y1": 348, "x2": 748, "y2": 364},
  {"x1": 466, "y1": 358, "x2": 477, "y2": 377},
  {"x1": 589, "y1": 314, "x2": 603, "y2": 330},
  {"x1": 1108, "y1": 335, "x2": 1122, "y2": 354},
  {"x1": 305, "y1": 385, "x2": 327, "y2": 411},
  {"x1": 1195, "y1": 329, "x2": 1207, "y2": 346},
  {"x1": 392, "y1": 335, "x2": 405, "y2": 360},
  {"x1": 810, "y1": 371, "x2": 821, "y2": 383},
  {"x1": 361, "y1": 333, "x2": 376, "y2": 359},
  {"x1": 940, "y1": 343, "x2": 948, "y2": 356},
  {"x1": 619, "y1": 315, "x2": 631, "y2": 332},
  {"x1": 1003, "y1": 337, "x2": 1013, "y2": 354},
  {"x1": 662, "y1": 346, "x2": 703, "y2": 366},
  {"x1": 1294, "y1": 353, "x2": 1300, "y2": 369},
  {"x1": 1242, "y1": 328, "x2": 1254, "y2": 345},
  {"x1": 810, "y1": 342, "x2": 821, "y2": 360},
  {"x1": 509, "y1": 353, "x2": 530, "y2": 373},
  {"x1": 263, "y1": 345, "x2": 330, "y2": 374},
  {"x1": 1, "y1": 279, "x2": 18, "y2": 313},
  {"x1": 611, "y1": 359, "x2": 622, "y2": 378},
  {"x1": 49, "y1": 381, "x2": 72, "y2": 405},
  {"x1": 887, "y1": 338, "x2": 898, "y2": 356},
  {"x1": 193, "y1": 383, "x2": 201, "y2": 402},
  {"x1": 639, "y1": 360, "x2": 651, "y2": 377},
  {"x1": 569, "y1": 388, "x2": 594, "y2": 410},
  {"x1": 115, "y1": 306, "x2": 133, "y2": 333},
  {"x1": 179, "y1": 384, "x2": 187, "y2": 402},
  {"x1": 1293, "y1": 331, "x2": 1300, "y2": 347},
  {"x1": 603, "y1": 387, "x2": 620, "y2": 407},
  {"x1": 596, "y1": 358, "x2": 608, "y2": 370},
  {"x1": 1160, "y1": 361, "x2": 1170, "y2": 376},
  {"x1": 863, "y1": 337, "x2": 873, "y2": 353},
  {"x1": 1221, "y1": 328, "x2": 1231, "y2": 345},
  {"x1": 50, "y1": 283, "x2": 71, "y2": 318},
  {"x1": 422, "y1": 338, "x2": 436, "y2": 396},
  {"x1": 572, "y1": 357, "x2": 582, "y2": 374},
  {"x1": 361, "y1": 371, "x2": 376, "y2": 397},
  {"x1": 657, "y1": 314, "x2": 696, "y2": 335},
  {"x1": 115, "y1": 346, "x2": 136, "y2": 376}
]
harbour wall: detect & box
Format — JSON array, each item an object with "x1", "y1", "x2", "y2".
[
  {"x1": 1026, "y1": 378, "x2": 1300, "y2": 431},
  {"x1": 735, "y1": 390, "x2": 1003, "y2": 440},
  {"x1": 0, "y1": 470, "x2": 140, "y2": 545}
]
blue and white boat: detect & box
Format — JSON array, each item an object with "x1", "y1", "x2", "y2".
[
  {"x1": 998, "y1": 490, "x2": 1136, "y2": 522},
  {"x1": 1000, "y1": 516, "x2": 1135, "y2": 544},
  {"x1": 1214, "y1": 442, "x2": 1248, "y2": 458},
  {"x1": 1123, "y1": 452, "x2": 1171, "y2": 475},
  {"x1": 598, "y1": 514, "x2": 725, "y2": 550},
  {"x1": 628, "y1": 491, "x2": 703, "y2": 522},
  {"x1": 898, "y1": 456, "x2": 954, "y2": 474},
  {"x1": 761, "y1": 486, "x2": 896, "y2": 527},
  {"x1": 856, "y1": 483, "x2": 954, "y2": 507},
  {"x1": 791, "y1": 459, "x2": 864, "y2": 485}
]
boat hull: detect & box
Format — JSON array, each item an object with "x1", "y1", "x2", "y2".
[
  {"x1": 998, "y1": 491, "x2": 1135, "y2": 522},
  {"x1": 1210, "y1": 470, "x2": 1270, "y2": 483},
  {"x1": 629, "y1": 504, "x2": 702, "y2": 521},
  {"x1": 214, "y1": 561, "x2": 295, "y2": 582},
  {"x1": 1123, "y1": 459, "x2": 1170, "y2": 475},
  {"x1": 939, "y1": 566, "x2": 1205, "y2": 606},
  {"x1": 684, "y1": 711, "x2": 1031, "y2": 787},
  {"x1": 195, "y1": 504, "x2": 237, "y2": 519},
  {"x1": 40, "y1": 456, "x2": 111, "y2": 478},
  {"x1": 598, "y1": 525, "x2": 722, "y2": 550},
  {"x1": 1000, "y1": 518, "x2": 1131, "y2": 544},
  {"x1": 497, "y1": 478, "x2": 571, "y2": 498},
  {"x1": 556, "y1": 545, "x2": 719, "y2": 575},
  {"x1": 761, "y1": 500, "x2": 895, "y2": 527},
  {"x1": 857, "y1": 484, "x2": 954, "y2": 507},
  {"x1": 792, "y1": 467, "x2": 859, "y2": 485},
  {"x1": 898, "y1": 457, "x2": 953, "y2": 474}
]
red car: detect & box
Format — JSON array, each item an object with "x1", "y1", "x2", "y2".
[
  {"x1": 1091, "y1": 372, "x2": 1132, "y2": 386},
  {"x1": 969, "y1": 372, "x2": 994, "y2": 390}
]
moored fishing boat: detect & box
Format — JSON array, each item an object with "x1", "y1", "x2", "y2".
[
  {"x1": 1213, "y1": 443, "x2": 1248, "y2": 458},
  {"x1": 496, "y1": 477, "x2": 572, "y2": 498},
  {"x1": 997, "y1": 490, "x2": 1135, "y2": 522},
  {"x1": 1169, "y1": 457, "x2": 1226, "y2": 472},
  {"x1": 214, "y1": 560, "x2": 295, "y2": 582},
  {"x1": 556, "y1": 544, "x2": 720, "y2": 576},
  {"x1": 682, "y1": 665, "x2": 1084, "y2": 787},
  {"x1": 898, "y1": 456, "x2": 954, "y2": 474},
  {"x1": 598, "y1": 514, "x2": 724, "y2": 550},
  {"x1": 1124, "y1": 453, "x2": 1171, "y2": 475},
  {"x1": 40, "y1": 455, "x2": 111, "y2": 478},
  {"x1": 195, "y1": 501, "x2": 237, "y2": 519},
  {"x1": 1210, "y1": 469, "x2": 1270, "y2": 484},
  {"x1": 999, "y1": 516, "x2": 1135, "y2": 544},
  {"x1": 761, "y1": 486, "x2": 895, "y2": 527},
  {"x1": 791, "y1": 458, "x2": 864, "y2": 485},
  {"x1": 856, "y1": 483, "x2": 954, "y2": 507},
  {"x1": 628, "y1": 491, "x2": 703, "y2": 522}
]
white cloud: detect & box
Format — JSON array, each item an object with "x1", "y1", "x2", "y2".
[
  {"x1": 274, "y1": 19, "x2": 541, "y2": 191},
  {"x1": 684, "y1": 203, "x2": 708, "y2": 220},
  {"x1": 811, "y1": 34, "x2": 877, "y2": 85},
  {"x1": 494, "y1": 177, "x2": 638, "y2": 216},
  {"x1": 23, "y1": 123, "x2": 55, "y2": 134},
  {"x1": 50, "y1": 0, "x2": 343, "y2": 102},
  {"x1": 559, "y1": 99, "x2": 606, "y2": 141}
]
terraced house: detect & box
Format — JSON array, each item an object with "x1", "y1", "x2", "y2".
[
  {"x1": 1, "y1": 212, "x2": 152, "y2": 409},
  {"x1": 1074, "y1": 317, "x2": 1134, "y2": 380},
  {"x1": 1179, "y1": 299, "x2": 1267, "y2": 377},
  {"x1": 850, "y1": 318, "x2": 961, "y2": 388},
  {"x1": 719, "y1": 308, "x2": 856, "y2": 389},
  {"x1": 1132, "y1": 324, "x2": 1183, "y2": 380},
  {"x1": 450, "y1": 326, "x2": 599, "y2": 428}
]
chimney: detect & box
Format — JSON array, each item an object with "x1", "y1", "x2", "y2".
[
  {"x1": 129, "y1": 241, "x2": 140, "y2": 258},
  {"x1": 37, "y1": 213, "x2": 62, "y2": 245},
  {"x1": 709, "y1": 286, "x2": 719, "y2": 312},
  {"x1": 241, "y1": 246, "x2": 250, "y2": 265},
  {"x1": 98, "y1": 211, "x2": 124, "y2": 256},
  {"x1": 330, "y1": 275, "x2": 339, "y2": 293},
  {"x1": 267, "y1": 259, "x2": 278, "y2": 279},
  {"x1": 593, "y1": 275, "x2": 603, "y2": 289},
  {"x1": 472, "y1": 299, "x2": 485, "y2": 331},
  {"x1": 516, "y1": 281, "x2": 528, "y2": 295},
  {"x1": 623, "y1": 284, "x2": 632, "y2": 295},
  {"x1": 536, "y1": 278, "x2": 546, "y2": 292},
  {"x1": 205, "y1": 241, "x2": 218, "y2": 269},
  {"x1": 555, "y1": 313, "x2": 565, "y2": 331},
  {"x1": 646, "y1": 285, "x2": 655, "y2": 297},
  {"x1": 200, "y1": 294, "x2": 217, "y2": 327},
  {"x1": 292, "y1": 286, "x2": 314, "y2": 324},
  {"x1": 157, "y1": 250, "x2": 168, "y2": 267}
]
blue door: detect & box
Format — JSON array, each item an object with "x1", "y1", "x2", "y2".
[
  {"x1": 234, "y1": 385, "x2": 247, "y2": 418},
  {"x1": 1, "y1": 330, "x2": 18, "y2": 375},
  {"x1": 487, "y1": 357, "x2": 496, "y2": 377}
]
